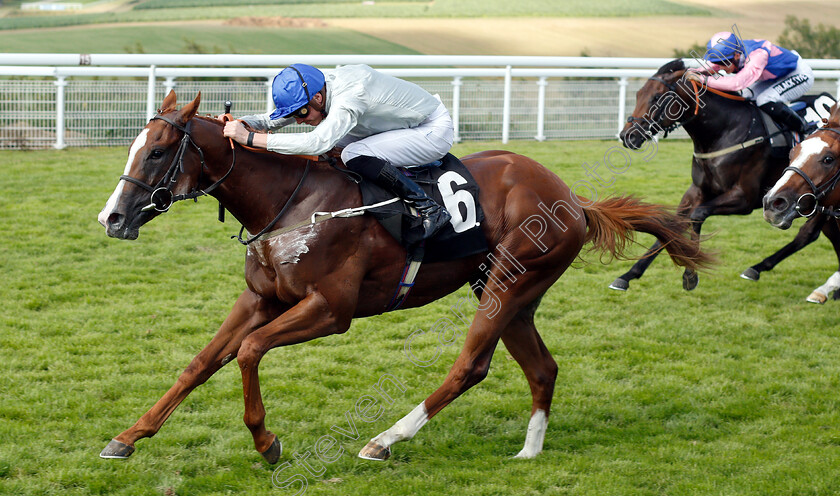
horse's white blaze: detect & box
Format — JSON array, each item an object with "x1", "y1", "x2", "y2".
[
  {"x1": 813, "y1": 271, "x2": 840, "y2": 300},
  {"x1": 369, "y1": 402, "x2": 428, "y2": 448},
  {"x1": 514, "y1": 409, "x2": 548, "y2": 459},
  {"x1": 766, "y1": 137, "x2": 829, "y2": 198},
  {"x1": 98, "y1": 128, "x2": 149, "y2": 227}
]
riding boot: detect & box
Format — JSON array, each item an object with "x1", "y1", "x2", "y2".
[
  {"x1": 759, "y1": 101, "x2": 816, "y2": 135},
  {"x1": 346, "y1": 155, "x2": 452, "y2": 240}
]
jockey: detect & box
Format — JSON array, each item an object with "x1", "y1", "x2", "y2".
[
  {"x1": 687, "y1": 31, "x2": 815, "y2": 135},
  {"x1": 223, "y1": 63, "x2": 453, "y2": 240}
]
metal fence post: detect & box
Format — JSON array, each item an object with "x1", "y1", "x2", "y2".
[
  {"x1": 54, "y1": 75, "x2": 66, "y2": 149},
  {"x1": 451, "y1": 76, "x2": 462, "y2": 143},
  {"x1": 535, "y1": 77, "x2": 547, "y2": 142},
  {"x1": 266, "y1": 77, "x2": 274, "y2": 113},
  {"x1": 617, "y1": 77, "x2": 628, "y2": 140},
  {"x1": 145, "y1": 65, "x2": 156, "y2": 121},
  {"x1": 502, "y1": 65, "x2": 511, "y2": 144},
  {"x1": 164, "y1": 76, "x2": 176, "y2": 96},
  {"x1": 837, "y1": 78, "x2": 840, "y2": 105}
]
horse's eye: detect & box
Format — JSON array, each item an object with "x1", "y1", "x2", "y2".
[
  {"x1": 149, "y1": 149, "x2": 164, "y2": 160},
  {"x1": 823, "y1": 155, "x2": 835, "y2": 165}
]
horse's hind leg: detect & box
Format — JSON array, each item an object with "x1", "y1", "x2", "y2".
[
  {"x1": 609, "y1": 240, "x2": 663, "y2": 291},
  {"x1": 611, "y1": 185, "x2": 701, "y2": 291},
  {"x1": 741, "y1": 215, "x2": 824, "y2": 281},
  {"x1": 499, "y1": 297, "x2": 558, "y2": 459},
  {"x1": 360, "y1": 249, "x2": 576, "y2": 461},
  {"x1": 100, "y1": 289, "x2": 277, "y2": 459}
]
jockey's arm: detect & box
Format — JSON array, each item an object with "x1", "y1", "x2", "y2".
[
  {"x1": 260, "y1": 105, "x2": 360, "y2": 156},
  {"x1": 705, "y1": 48, "x2": 769, "y2": 93},
  {"x1": 238, "y1": 113, "x2": 295, "y2": 132}
]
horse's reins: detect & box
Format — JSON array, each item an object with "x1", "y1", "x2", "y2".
[
  {"x1": 633, "y1": 74, "x2": 780, "y2": 160},
  {"x1": 121, "y1": 113, "x2": 312, "y2": 246},
  {"x1": 685, "y1": 78, "x2": 794, "y2": 160},
  {"x1": 785, "y1": 126, "x2": 840, "y2": 218}
]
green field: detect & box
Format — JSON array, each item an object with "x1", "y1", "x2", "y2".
[
  {"x1": 0, "y1": 25, "x2": 419, "y2": 55},
  {"x1": 0, "y1": 0, "x2": 712, "y2": 31},
  {"x1": 2, "y1": 140, "x2": 840, "y2": 495}
]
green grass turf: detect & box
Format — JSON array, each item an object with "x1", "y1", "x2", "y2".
[
  {"x1": 2, "y1": 139, "x2": 840, "y2": 495},
  {"x1": 0, "y1": 0, "x2": 712, "y2": 31}
]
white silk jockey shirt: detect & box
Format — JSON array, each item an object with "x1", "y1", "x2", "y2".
[{"x1": 240, "y1": 64, "x2": 442, "y2": 156}]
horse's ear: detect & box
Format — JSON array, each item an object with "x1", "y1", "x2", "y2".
[
  {"x1": 175, "y1": 92, "x2": 201, "y2": 125},
  {"x1": 828, "y1": 102, "x2": 840, "y2": 127},
  {"x1": 160, "y1": 90, "x2": 177, "y2": 112}
]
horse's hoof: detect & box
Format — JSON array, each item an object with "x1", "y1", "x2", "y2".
[
  {"x1": 740, "y1": 267, "x2": 760, "y2": 281},
  {"x1": 358, "y1": 441, "x2": 391, "y2": 461},
  {"x1": 100, "y1": 439, "x2": 135, "y2": 459},
  {"x1": 806, "y1": 291, "x2": 827, "y2": 304},
  {"x1": 682, "y1": 270, "x2": 698, "y2": 291},
  {"x1": 260, "y1": 436, "x2": 283, "y2": 464},
  {"x1": 608, "y1": 278, "x2": 629, "y2": 291}
]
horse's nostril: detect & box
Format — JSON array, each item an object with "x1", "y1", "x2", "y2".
[
  {"x1": 771, "y1": 197, "x2": 788, "y2": 212},
  {"x1": 107, "y1": 212, "x2": 125, "y2": 230}
]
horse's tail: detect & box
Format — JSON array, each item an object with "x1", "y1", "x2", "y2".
[{"x1": 580, "y1": 195, "x2": 714, "y2": 271}]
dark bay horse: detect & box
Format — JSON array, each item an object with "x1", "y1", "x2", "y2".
[
  {"x1": 613, "y1": 59, "x2": 838, "y2": 295},
  {"x1": 764, "y1": 103, "x2": 840, "y2": 303},
  {"x1": 97, "y1": 91, "x2": 710, "y2": 463}
]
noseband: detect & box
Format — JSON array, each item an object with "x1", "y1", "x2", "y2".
[
  {"x1": 120, "y1": 114, "x2": 235, "y2": 213},
  {"x1": 785, "y1": 127, "x2": 840, "y2": 218}
]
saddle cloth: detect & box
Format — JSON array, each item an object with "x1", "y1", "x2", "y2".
[
  {"x1": 760, "y1": 92, "x2": 837, "y2": 154},
  {"x1": 359, "y1": 153, "x2": 488, "y2": 263}
]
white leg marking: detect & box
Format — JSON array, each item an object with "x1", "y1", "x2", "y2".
[
  {"x1": 766, "y1": 137, "x2": 829, "y2": 198},
  {"x1": 98, "y1": 129, "x2": 149, "y2": 227},
  {"x1": 369, "y1": 402, "x2": 428, "y2": 449},
  {"x1": 810, "y1": 271, "x2": 840, "y2": 303},
  {"x1": 514, "y1": 409, "x2": 548, "y2": 459}
]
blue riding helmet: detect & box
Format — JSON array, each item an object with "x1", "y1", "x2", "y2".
[
  {"x1": 704, "y1": 31, "x2": 745, "y2": 64},
  {"x1": 269, "y1": 64, "x2": 326, "y2": 120}
]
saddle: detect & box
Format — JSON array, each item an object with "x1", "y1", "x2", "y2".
[
  {"x1": 759, "y1": 92, "x2": 837, "y2": 157},
  {"x1": 358, "y1": 153, "x2": 488, "y2": 263}
]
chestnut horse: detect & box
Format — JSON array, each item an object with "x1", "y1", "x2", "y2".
[
  {"x1": 764, "y1": 103, "x2": 840, "y2": 303},
  {"x1": 614, "y1": 59, "x2": 837, "y2": 295},
  {"x1": 97, "y1": 91, "x2": 709, "y2": 463}
]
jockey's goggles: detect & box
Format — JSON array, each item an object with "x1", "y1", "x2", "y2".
[
  {"x1": 283, "y1": 66, "x2": 312, "y2": 119},
  {"x1": 284, "y1": 104, "x2": 311, "y2": 119}
]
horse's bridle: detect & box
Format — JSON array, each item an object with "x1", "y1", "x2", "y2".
[
  {"x1": 626, "y1": 75, "x2": 701, "y2": 139},
  {"x1": 120, "y1": 113, "x2": 311, "y2": 245},
  {"x1": 120, "y1": 114, "x2": 233, "y2": 213},
  {"x1": 785, "y1": 126, "x2": 840, "y2": 218}
]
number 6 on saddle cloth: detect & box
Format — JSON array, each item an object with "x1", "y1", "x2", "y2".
[{"x1": 359, "y1": 153, "x2": 487, "y2": 263}]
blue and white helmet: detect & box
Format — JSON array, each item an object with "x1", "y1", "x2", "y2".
[
  {"x1": 704, "y1": 31, "x2": 745, "y2": 63},
  {"x1": 269, "y1": 64, "x2": 326, "y2": 119}
]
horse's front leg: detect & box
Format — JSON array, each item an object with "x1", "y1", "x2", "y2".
[
  {"x1": 741, "y1": 214, "x2": 824, "y2": 281},
  {"x1": 682, "y1": 187, "x2": 753, "y2": 290},
  {"x1": 237, "y1": 291, "x2": 353, "y2": 463},
  {"x1": 806, "y1": 220, "x2": 840, "y2": 303},
  {"x1": 100, "y1": 289, "x2": 278, "y2": 459}
]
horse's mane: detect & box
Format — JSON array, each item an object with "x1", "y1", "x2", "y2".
[
  {"x1": 655, "y1": 59, "x2": 686, "y2": 76},
  {"x1": 154, "y1": 104, "x2": 224, "y2": 127},
  {"x1": 196, "y1": 114, "x2": 224, "y2": 127}
]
